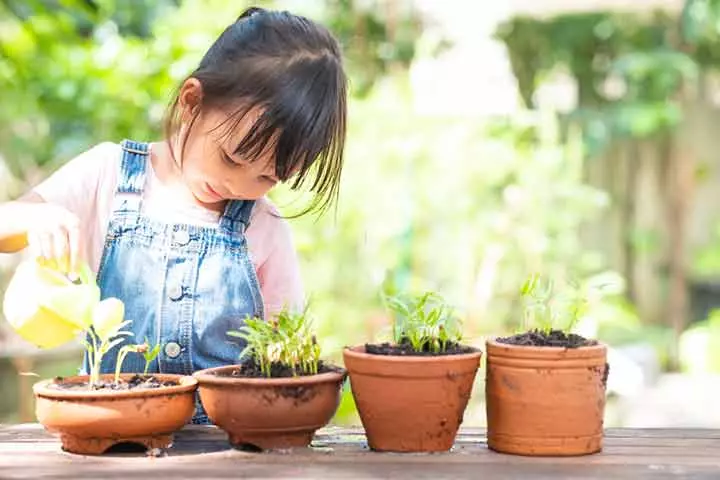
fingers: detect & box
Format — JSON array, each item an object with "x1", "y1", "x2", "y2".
[
  {"x1": 30, "y1": 231, "x2": 55, "y2": 268},
  {"x1": 66, "y1": 222, "x2": 81, "y2": 278},
  {"x1": 26, "y1": 207, "x2": 82, "y2": 277},
  {"x1": 53, "y1": 227, "x2": 69, "y2": 273},
  {"x1": 27, "y1": 230, "x2": 45, "y2": 264}
]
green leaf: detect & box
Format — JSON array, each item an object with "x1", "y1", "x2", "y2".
[{"x1": 103, "y1": 337, "x2": 129, "y2": 353}]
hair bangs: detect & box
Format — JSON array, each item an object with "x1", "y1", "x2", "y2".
[{"x1": 262, "y1": 56, "x2": 347, "y2": 215}]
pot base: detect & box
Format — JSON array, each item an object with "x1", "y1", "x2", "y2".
[
  {"x1": 369, "y1": 439, "x2": 455, "y2": 453},
  {"x1": 229, "y1": 430, "x2": 314, "y2": 450},
  {"x1": 488, "y1": 432, "x2": 603, "y2": 457},
  {"x1": 59, "y1": 432, "x2": 173, "y2": 455}
]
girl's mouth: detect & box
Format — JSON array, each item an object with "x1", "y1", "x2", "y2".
[{"x1": 205, "y1": 183, "x2": 224, "y2": 201}]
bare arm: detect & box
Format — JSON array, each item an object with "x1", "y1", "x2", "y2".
[
  {"x1": 0, "y1": 191, "x2": 81, "y2": 274},
  {"x1": 0, "y1": 191, "x2": 45, "y2": 253}
]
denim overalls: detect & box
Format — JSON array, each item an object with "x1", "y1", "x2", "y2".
[{"x1": 84, "y1": 140, "x2": 264, "y2": 423}]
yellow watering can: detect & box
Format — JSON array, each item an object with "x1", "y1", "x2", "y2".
[{"x1": 2, "y1": 259, "x2": 100, "y2": 349}]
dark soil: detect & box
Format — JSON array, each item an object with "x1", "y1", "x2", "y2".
[
  {"x1": 602, "y1": 362, "x2": 610, "y2": 388},
  {"x1": 217, "y1": 360, "x2": 342, "y2": 379},
  {"x1": 49, "y1": 374, "x2": 178, "y2": 391},
  {"x1": 364, "y1": 338, "x2": 477, "y2": 356},
  {"x1": 496, "y1": 329, "x2": 598, "y2": 348}
]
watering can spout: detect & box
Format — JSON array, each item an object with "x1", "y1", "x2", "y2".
[{"x1": 2, "y1": 259, "x2": 100, "y2": 349}]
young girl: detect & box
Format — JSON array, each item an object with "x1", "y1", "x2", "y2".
[{"x1": 0, "y1": 7, "x2": 346, "y2": 422}]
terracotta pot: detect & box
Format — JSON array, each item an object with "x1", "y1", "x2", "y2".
[
  {"x1": 343, "y1": 345, "x2": 482, "y2": 452},
  {"x1": 485, "y1": 339, "x2": 609, "y2": 456},
  {"x1": 193, "y1": 365, "x2": 347, "y2": 450},
  {"x1": 33, "y1": 374, "x2": 197, "y2": 455}
]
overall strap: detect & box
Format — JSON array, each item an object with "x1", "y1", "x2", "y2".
[
  {"x1": 111, "y1": 140, "x2": 150, "y2": 218},
  {"x1": 219, "y1": 200, "x2": 255, "y2": 235}
]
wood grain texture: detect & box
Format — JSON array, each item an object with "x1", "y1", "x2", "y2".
[{"x1": 1, "y1": 424, "x2": 718, "y2": 479}]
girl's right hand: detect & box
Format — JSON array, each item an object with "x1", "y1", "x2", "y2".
[{"x1": 24, "y1": 202, "x2": 82, "y2": 277}]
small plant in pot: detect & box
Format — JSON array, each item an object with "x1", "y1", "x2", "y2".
[
  {"x1": 343, "y1": 291, "x2": 483, "y2": 452},
  {"x1": 193, "y1": 306, "x2": 347, "y2": 450},
  {"x1": 1, "y1": 259, "x2": 197, "y2": 455},
  {"x1": 485, "y1": 274, "x2": 610, "y2": 456},
  {"x1": 32, "y1": 298, "x2": 198, "y2": 455}
]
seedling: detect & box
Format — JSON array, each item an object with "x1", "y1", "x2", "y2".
[
  {"x1": 114, "y1": 339, "x2": 162, "y2": 383},
  {"x1": 228, "y1": 306, "x2": 321, "y2": 378},
  {"x1": 139, "y1": 339, "x2": 162, "y2": 374},
  {"x1": 519, "y1": 273, "x2": 589, "y2": 334},
  {"x1": 383, "y1": 291, "x2": 463, "y2": 353},
  {"x1": 83, "y1": 298, "x2": 134, "y2": 388}
]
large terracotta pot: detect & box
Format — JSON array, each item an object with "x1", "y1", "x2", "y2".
[
  {"x1": 485, "y1": 339, "x2": 609, "y2": 456},
  {"x1": 343, "y1": 345, "x2": 482, "y2": 452},
  {"x1": 34, "y1": 374, "x2": 197, "y2": 455},
  {"x1": 194, "y1": 365, "x2": 346, "y2": 450}
]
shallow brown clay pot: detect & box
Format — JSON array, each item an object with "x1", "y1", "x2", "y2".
[
  {"x1": 343, "y1": 345, "x2": 482, "y2": 452},
  {"x1": 194, "y1": 365, "x2": 347, "y2": 450},
  {"x1": 485, "y1": 339, "x2": 609, "y2": 456},
  {"x1": 33, "y1": 374, "x2": 197, "y2": 455}
]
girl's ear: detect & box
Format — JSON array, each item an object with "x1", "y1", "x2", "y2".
[{"x1": 178, "y1": 78, "x2": 204, "y2": 122}]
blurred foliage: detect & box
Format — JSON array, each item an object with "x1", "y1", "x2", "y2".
[
  {"x1": 494, "y1": 9, "x2": 707, "y2": 155},
  {"x1": 322, "y1": 0, "x2": 423, "y2": 97},
  {"x1": 495, "y1": 3, "x2": 720, "y2": 370},
  {"x1": 1, "y1": 0, "x2": 181, "y2": 38},
  {"x1": 680, "y1": 308, "x2": 720, "y2": 373},
  {"x1": 0, "y1": 0, "x2": 191, "y2": 184}
]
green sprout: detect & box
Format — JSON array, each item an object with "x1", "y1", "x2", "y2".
[
  {"x1": 113, "y1": 339, "x2": 162, "y2": 383},
  {"x1": 140, "y1": 338, "x2": 162, "y2": 375},
  {"x1": 228, "y1": 306, "x2": 321, "y2": 378},
  {"x1": 383, "y1": 291, "x2": 463, "y2": 353},
  {"x1": 519, "y1": 273, "x2": 589, "y2": 334}
]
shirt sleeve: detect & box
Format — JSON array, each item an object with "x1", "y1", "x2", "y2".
[
  {"x1": 248, "y1": 202, "x2": 305, "y2": 318},
  {"x1": 31, "y1": 142, "x2": 118, "y2": 267}
]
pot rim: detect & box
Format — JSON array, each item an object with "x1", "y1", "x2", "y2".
[
  {"x1": 33, "y1": 373, "x2": 198, "y2": 400},
  {"x1": 486, "y1": 338, "x2": 607, "y2": 349},
  {"x1": 485, "y1": 338, "x2": 608, "y2": 358},
  {"x1": 193, "y1": 364, "x2": 347, "y2": 386},
  {"x1": 343, "y1": 344, "x2": 483, "y2": 363}
]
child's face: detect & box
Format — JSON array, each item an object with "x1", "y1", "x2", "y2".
[{"x1": 180, "y1": 107, "x2": 282, "y2": 207}]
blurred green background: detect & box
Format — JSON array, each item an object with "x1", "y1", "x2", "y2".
[{"x1": 3, "y1": 0, "x2": 720, "y2": 428}]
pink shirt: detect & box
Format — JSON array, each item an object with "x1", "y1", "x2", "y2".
[{"x1": 32, "y1": 142, "x2": 304, "y2": 316}]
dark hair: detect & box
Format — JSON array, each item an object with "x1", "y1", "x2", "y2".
[{"x1": 164, "y1": 6, "x2": 347, "y2": 216}]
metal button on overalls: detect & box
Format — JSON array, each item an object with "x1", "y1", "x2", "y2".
[
  {"x1": 168, "y1": 284, "x2": 184, "y2": 301},
  {"x1": 164, "y1": 342, "x2": 182, "y2": 359},
  {"x1": 174, "y1": 230, "x2": 190, "y2": 246}
]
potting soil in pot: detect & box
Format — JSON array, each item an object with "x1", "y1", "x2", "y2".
[
  {"x1": 214, "y1": 361, "x2": 343, "y2": 378},
  {"x1": 364, "y1": 338, "x2": 477, "y2": 356},
  {"x1": 48, "y1": 374, "x2": 179, "y2": 391},
  {"x1": 497, "y1": 329, "x2": 597, "y2": 348}
]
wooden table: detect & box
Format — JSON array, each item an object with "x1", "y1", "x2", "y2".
[{"x1": 1, "y1": 424, "x2": 718, "y2": 478}]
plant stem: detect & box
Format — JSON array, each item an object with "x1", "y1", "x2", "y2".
[
  {"x1": 114, "y1": 352, "x2": 125, "y2": 384},
  {"x1": 89, "y1": 330, "x2": 100, "y2": 388},
  {"x1": 92, "y1": 344, "x2": 103, "y2": 387},
  {"x1": 114, "y1": 347, "x2": 133, "y2": 384}
]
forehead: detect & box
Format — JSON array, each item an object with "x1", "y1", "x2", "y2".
[{"x1": 207, "y1": 105, "x2": 283, "y2": 153}]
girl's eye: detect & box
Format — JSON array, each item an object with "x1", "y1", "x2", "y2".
[
  {"x1": 261, "y1": 175, "x2": 278, "y2": 184},
  {"x1": 222, "y1": 152, "x2": 241, "y2": 166}
]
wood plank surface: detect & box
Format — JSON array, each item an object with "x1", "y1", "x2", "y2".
[{"x1": 0, "y1": 424, "x2": 718, "y2": 479}]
